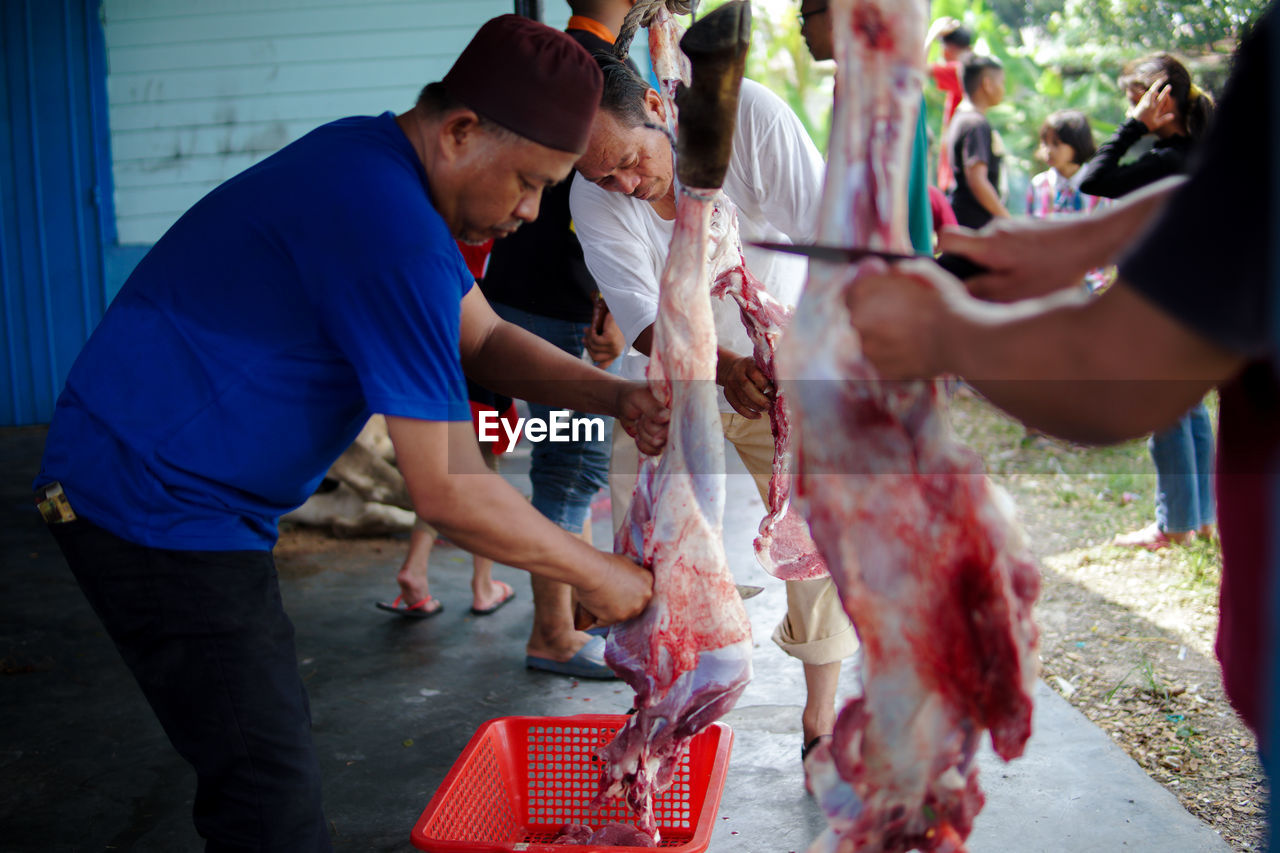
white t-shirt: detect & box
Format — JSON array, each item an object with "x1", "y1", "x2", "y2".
[{"x1": 569, "y1": 79, "x2": 825, "y2": 409}]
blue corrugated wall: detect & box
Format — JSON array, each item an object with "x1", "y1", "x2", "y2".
[{"x1": 1, "y1": 0, "x2": 114, "y2": 426}]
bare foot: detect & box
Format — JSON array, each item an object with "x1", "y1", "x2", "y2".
[
  {"x1": 470, "y1": 579, "x2": 514, "y2": 614},
  {"x1": 396, "y1": 574, "x2": 430, "y2": 605},
  {"x1": 526, "y1": 629, "x2": 594, "y2": 664}
]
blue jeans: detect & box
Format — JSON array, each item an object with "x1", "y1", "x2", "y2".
[
  {"x1": 490, "y1": 302, "x2": 613, "y2": 533},
  {"x1": 50, "y1": 517, "x2": 330, "y2": 852},
  {"x1": 1149, "y1": 400, "x2": 1216, "y2": 534}
]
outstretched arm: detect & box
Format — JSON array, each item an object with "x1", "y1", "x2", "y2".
[
  {"x1": 845, "y1": 258, "x2": 1242, "y2": 443},
  {"x1": 388, "y1": 416, "x2": 653, "y2": 625},
  {"x1": 938, "y1": 176, "x2": 1183, "y2": 302},
  {"x1": 459, "y1": 285, "x2": 668, "y2": 454}
]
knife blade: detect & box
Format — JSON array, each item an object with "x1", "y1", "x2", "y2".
[
  {"x1": 748, "y1": 241, "x2": 919, "y2": 264},
  {"x1": 748, "y1": 241, "x2": 988, "y2": 281}
]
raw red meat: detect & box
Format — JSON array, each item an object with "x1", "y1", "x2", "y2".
[
  {"x1": 553, "y1": 822, "x2": 657, "y2": 847},
  {"x1": 595, "y1": 5, "x2": 753, "y2": 839},
  {"x1": 709, "y1": 227, "x2": 828, "y2": 581},
  {"x1": 776, "y1": 1, "x2": 1041, "y2": 851}
]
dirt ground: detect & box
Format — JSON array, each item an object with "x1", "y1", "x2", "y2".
[{"x1": 949, "y1": 390, "x2": 1269, "y2": 851}]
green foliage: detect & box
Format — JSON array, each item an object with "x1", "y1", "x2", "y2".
[
  {"x1": 695, "y1": 0, "x2": 1267, "y2": 210},
  {"x1": 699, "y1": 0, "x2": 834, "y2": 153}
]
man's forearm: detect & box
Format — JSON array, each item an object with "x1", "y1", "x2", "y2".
[
  {"x1": 943, "y1": 281, "x2": 1234, "y2": 443},
  {"x1": 464, "y1": 318, "x2": 626, "y2": 416},
  {"x1": 1079, "y1": 175, "x2": 1183, "y2": 265},
  {"x1": 388, "y1": 419, "x2": 601, "y2": 587}
]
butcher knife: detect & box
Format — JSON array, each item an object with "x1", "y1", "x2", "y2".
[{"x1": 748, "y1": 241, "x2": 988, "y2": 280}]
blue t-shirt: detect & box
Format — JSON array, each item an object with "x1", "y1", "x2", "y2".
[{"x1": 36, "y1": 112, "x2": 473, "y2": 550}]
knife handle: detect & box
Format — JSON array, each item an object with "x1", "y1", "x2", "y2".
[{"x1": 935, "y1": 253, "x2": 988, "y2": 281}]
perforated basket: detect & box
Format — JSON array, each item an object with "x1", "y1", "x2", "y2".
[{"x1": 411, "y1": 714, "x2": 733, "y2": 852}]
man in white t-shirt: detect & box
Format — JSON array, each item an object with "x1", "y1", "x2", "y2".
[{"x1": 570, "y1": 54, "x2": 858, "y2": 773}]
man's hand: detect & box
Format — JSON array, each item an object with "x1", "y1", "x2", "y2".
[
  {"x1": 845, "y1": 259, "x2": 968, "y2": 380},
  {"x1": 939, "y1": 218, "x2": 1096, "y2": 303},
  {"x1": 572, "y1": 552, "x2": 654, "y2": 626},
  {"x1": 1129, "y1": 76, "x2": 1178, "y2": 133},
  {"x1": 615, "y1": 381, "x2": 670, "y2": 455},
  {"x1": 584, "y1": 297, "x2": 626, "y2": 368},
  {"x1": 718, "y1": 353, "x2": 773, "y2": 419}
]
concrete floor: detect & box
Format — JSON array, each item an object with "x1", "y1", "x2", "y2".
[{"x1": 0, "y1": 425, "x2": 1230, "y2": 852}]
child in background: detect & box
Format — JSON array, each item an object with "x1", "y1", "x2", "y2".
[
  {"x1": 1026, "y1": 110, "x2": 1100, "y2": 218},
  {"x1": 947, "y1": 54, "x2": 1009, "y2": 229},
  {"x1": 926, "y1": 18, "x2": 974, "y2": 193},
  {"x1": 1026, "y1": 110, "x2": 1109, "y2": 292}
]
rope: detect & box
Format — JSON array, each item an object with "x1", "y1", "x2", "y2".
[{"x1": 614, "y1": 0, "x2": 696, "y2": 62}]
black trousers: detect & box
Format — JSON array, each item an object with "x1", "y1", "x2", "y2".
[{"x1": 50, "y1": 518, "x2": 332, "y2": 852}]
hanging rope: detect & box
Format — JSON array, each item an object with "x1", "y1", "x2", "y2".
[{"x1": 614, "y1": 0, "x2": 696, "y2": 62}]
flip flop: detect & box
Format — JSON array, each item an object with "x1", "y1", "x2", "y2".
[
  {"x1": 526, "y1": 635, "x2": 617, "y2": 680},
  {"x1": 470, "y1": 580, "x2": 516, "y2": 616},
  {"x1": 375, "y1": 595, "x2": 443, "y2": 619}
]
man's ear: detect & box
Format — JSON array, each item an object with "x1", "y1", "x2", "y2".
[
  {"x1": 642, "y1": 88, "x2": 666, "y2": 124},
  {"x1": 439, "y1": 109, "x2": 483, "y2": 161}
]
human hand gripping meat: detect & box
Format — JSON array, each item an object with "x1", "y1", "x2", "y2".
[
  {"x1": 614, "y1": 381, "x2": 671, "y2": 455},
  {"x1": 843, "y1": 258, "x2": 971, "y2": 380},
  {"x1": 572, "y1": 551, "x2": 655, "y2": 627},
  {"x1": 717, "y1": 352, "x2": 774, "y2": 418}
]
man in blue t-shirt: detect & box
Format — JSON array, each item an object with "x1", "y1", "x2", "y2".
[{"x1": 33, "y1": 15, "x2": 666, "y2": 852}]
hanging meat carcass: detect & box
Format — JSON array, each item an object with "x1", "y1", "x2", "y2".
[
  {"x1": 776, "y1": 2, "x2": 1041, "y2": 851},
  {"x1": 709, "y1": 231, "x2": 828, "y2": 581},
  {"x1": 594, "y1": 2, "x2": 755, "y2": 839}
]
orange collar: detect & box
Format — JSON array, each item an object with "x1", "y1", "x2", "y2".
[{"x1": 567, "y1": 15, "x2": 616, "y2": 44}]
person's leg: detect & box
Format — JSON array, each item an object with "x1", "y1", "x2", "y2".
[
  {"x1": 392, "y1": 520, "x2": 442, "y2": 613},
  {"x1": 470, "y1": 445, "x2": 513, "y2": 612},
  {"x1": 488, "y1": 303, "x2": 612, "y2": 664},
  {"x1": 523, "y1": 417, "x2": 607, "y2": 660},
  {"x1": 723, "y1": 415, "x2": 858, "y2": 751},
  {"x1": 1189, "y1": 400, "x2": 1217, "y2": 537},
  {"x1": 52, "y1": 519, "x2": 330, "y2": 852},
  {"x1": 610, "y1": 420, "x2": 641, "y2": 535},
  {"x1": 802, "y1": 661, "x2": 842, "y2": 745},
  {"x1": 772, "y1": 577, "x2": 859, "y2": 746},
  {"x1": 1154, "y1": 414, "x2": 1199, "y2": 536},
  {"x1": 1117, "y1": 415, "x2": 1197, "y2": 547}
]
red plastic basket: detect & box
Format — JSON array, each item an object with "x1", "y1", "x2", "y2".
[{"x1": 411, "y1": 714, "x2": 733, "y2": 852}]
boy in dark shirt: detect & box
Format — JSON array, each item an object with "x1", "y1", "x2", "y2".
[{"x1": 947, "y1": 54, "x2": 1009, "y2": 228}]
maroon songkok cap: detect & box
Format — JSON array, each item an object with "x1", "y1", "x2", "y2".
[{"x1": 443, "y1": 14, "x2": 603, "y2": 155}]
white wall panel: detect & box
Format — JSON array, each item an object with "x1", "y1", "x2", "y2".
[{"x1": 103, "y1": 0, "x2": 509, "y2": 245}]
